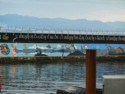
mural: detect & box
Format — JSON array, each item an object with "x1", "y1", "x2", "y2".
[
  {"x1": 0, "y1": 43, "x2": 125, "y2": 57},
  {"x1": 0, "y1": 44, "x2": 10, "y2": 55},
  {"x1": 11, "y1": 44, "x2": 17, "y2": 57}
]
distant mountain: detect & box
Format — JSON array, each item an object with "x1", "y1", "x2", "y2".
[{"x1": 0, "y1": 14, "x2": 125, "y2": 31}]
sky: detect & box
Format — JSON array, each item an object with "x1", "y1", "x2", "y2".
[{"x1": 0, "y1": 0, "x2": 125, "y2": 22}]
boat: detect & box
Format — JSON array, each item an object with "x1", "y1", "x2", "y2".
[{"x1": 35, "y1": 49, "x2": 47, "y2": 56}]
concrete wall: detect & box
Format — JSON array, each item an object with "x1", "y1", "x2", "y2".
[{"x1": 103, "y1": 75, "x2": 125, "y2": 94}]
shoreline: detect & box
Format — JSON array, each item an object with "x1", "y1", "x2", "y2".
[{"x1": 0, "y1": 56, "x2": 125, "y2": 64}]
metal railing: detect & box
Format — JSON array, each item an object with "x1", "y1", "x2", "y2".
[{"x1": 0, "y1": 26, "x2": 125, "y2": 36}]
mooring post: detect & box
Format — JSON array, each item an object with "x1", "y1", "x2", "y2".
[{"x1": 86, "y1": 49, "x2": 96, "y2": 94}]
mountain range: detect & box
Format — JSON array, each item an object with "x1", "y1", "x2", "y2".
[{"x1": 0, "y1": 14, "x2": 125, "y2": 31}]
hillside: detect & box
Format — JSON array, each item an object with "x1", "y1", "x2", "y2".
[{"x1": 0, "y1": 14, "x2": 125, "y2": 31}]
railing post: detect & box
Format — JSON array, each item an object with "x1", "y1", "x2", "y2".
[{"x1": 86, "y1": 49, "x2": 96, "y2": 94}]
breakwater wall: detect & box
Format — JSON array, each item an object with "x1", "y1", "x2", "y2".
[
  {"x1": 0, "y1": 56, "x2": 85, "y2": 64},
  {"x1": 0, "y1": 56, "x2": 125, "y2": 64}
]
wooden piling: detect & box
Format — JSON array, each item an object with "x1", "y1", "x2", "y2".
[{"x1": 86, "y1": 49, "x2": 96, "y2": 94}]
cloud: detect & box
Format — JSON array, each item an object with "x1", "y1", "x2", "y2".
[
  {"x1": 28, "y1": 44, "x2": 49, "y2": 50},
  {"x1": 0, "y1": 0, "x2": 125, "y2": 22},
  {"x1": 57, "y1": 44, "x2": 63, "y2": 49},
  {"x1": 28, "y1": 44, "x2": 37, "y2": 49}
]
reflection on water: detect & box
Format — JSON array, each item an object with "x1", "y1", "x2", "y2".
[{"x1": 0, "y1": 62, "x2": 125, "y2": 94}]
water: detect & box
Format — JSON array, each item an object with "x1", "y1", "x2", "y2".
[{"x1": 0, "y1": 62, "x2": 125, "y2": 94}]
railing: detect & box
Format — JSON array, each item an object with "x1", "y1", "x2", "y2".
[{"x1": 0, "y1": 26, "x2": 125, "y2": 36}]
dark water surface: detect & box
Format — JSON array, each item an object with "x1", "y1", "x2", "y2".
[{"x1": 0, "y1": 62, "x2": 125, "y2": 94}]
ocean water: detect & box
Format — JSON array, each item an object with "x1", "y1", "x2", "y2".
[{"x1": 0, "y1": 62, "x2": 125, "y2": 94}]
